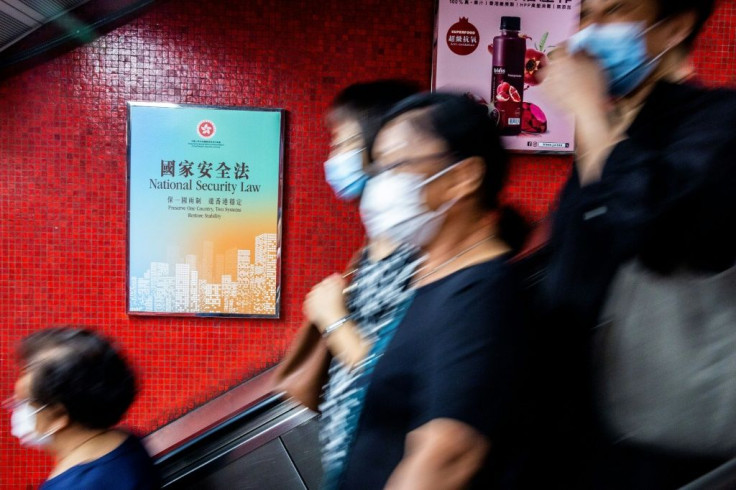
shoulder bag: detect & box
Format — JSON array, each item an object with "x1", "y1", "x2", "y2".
[
  {"x1": 271, "y1": 248, "x2": 364, "y2": 412},
  {"x1": 595, "y1": 259, "x2": 736, "y2": 457}
]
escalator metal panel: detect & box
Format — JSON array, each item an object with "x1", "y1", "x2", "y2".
[
  {"x1": 169, "y1": 438, "x2": 307, "y2": 490},
  {"x1": 281, "y1": 420, "x2": 322, "y2": 490},
  {"x1": 152, "y1": 388, "x2": 323, "y2": 489}
]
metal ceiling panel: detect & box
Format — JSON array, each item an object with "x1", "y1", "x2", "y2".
[
  {"x1": 0, "y1": 10, "x2": 30, "y2": 46},
  {"x1": 0, "y1": 0, "x2": 156, "y2": 79},
  {"x1": 0, "y1": 2, "x2": 39, "y2": 25},
  {"x1": 0, "y1": 0, "x2": 88, "y2": 52},
  {"x1": 4, "y1": 0, "x2": 45, "y2": 22},
  {"x1": 19, "y1": 0, "x2": 85, "y2": 18}
]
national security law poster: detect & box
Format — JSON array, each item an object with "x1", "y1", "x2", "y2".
[
  {"x1": 127, "y1": 103, "x2": 284, "y2": 317},
  {"x1": 434, "y1": 0, "x2": 580, "y2": 152}
]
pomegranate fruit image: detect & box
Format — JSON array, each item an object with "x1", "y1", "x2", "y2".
[
  {"x1": 489, "y1": 31, "x2": 552, "y2": 86},
  {"x1": 525, "y1": 48, "x2": 548, "y2": 85},
  {"x1": 524, "y1": 32, "x2": 551, "y2": 86},
  {"x1": 496, "y1": 81, "x2": 511, "y2": 102},
  {"x1": 521, "y1": 102, "x2": 547, "y2": 133},
  {"x1": 508, "y1": 85, "x2": 521, "y2": 103}
]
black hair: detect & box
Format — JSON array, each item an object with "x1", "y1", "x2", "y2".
[
  {"x1": 375, "y1": 91, "x2": 529, "y2": 250},
  {"x1": 18, "y1": 327, "x2": 137, "y2": 430},
  {"x1": 329, "y1": 79, "x2": 421, "y2": 156},
  {"x1": 654, "y1": 0, "x2": 717, "y2": 47}
]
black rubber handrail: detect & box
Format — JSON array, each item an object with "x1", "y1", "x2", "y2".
[{"x1": 154, "y1": 392, "x2": 285, "y2": 465}]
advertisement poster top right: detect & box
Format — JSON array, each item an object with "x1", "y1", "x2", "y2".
[{"x1": 434, "y1": 0, "x2": 581, "y2": 153}]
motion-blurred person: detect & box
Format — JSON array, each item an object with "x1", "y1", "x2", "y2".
[
  {"x1": 324, "y1": 80, "x2": 419, "y2": 206},
  {"x1": 305, "y1": 92, "x2": 526, "y2": 489},
  {"x1": 7, "y1": 327, "x2": 159, "y2": 489},
  {"x1": 538, "y1": 0, "x2": 736, "y2": 487},
  {"x1": 280, "y1": 80, "x2": 421, "y2": 489}
]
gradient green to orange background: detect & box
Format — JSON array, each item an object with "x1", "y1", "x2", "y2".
[{"x1": 127, "y1": 104, "x2": 282, "y2": 315}]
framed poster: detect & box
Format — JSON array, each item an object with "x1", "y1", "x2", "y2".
[
  {"x1": 127, "y1": 103, "x2": 284, "y2": 317},
  {"x1": 434, "y1": 0, "x2": 581, "y2": 153}
]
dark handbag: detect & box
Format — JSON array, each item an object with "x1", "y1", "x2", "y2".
[
  {"x1": 595, "y1": 259, "x2": 736, "y2": 457},
  {"x1": 271, "y1": 321, "x2": 331, "y2": 412},
  {"x1": 271, "y1": 248, "x2": 363, "y2": 412}
]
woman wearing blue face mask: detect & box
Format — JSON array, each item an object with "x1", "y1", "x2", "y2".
[
  {"x1": 7, "y1": 327, "x2": 159, "y2": 489},
  {"x1": 323, "y1": 80, "x2": 420, "y2": 203},
  {"x1": 307, "y1": 92, "x2": 528, "y2": 489},
  {"x1": 536, "y1": 0, "x2": 736, "y2": 487},
  {"x1": 278, "y1": 80, "x2": 422, "y2": 490}
]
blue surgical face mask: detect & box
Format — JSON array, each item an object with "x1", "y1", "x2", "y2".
[
  {"x1": 567, "y1": 21, "x2": 665, "y2": 97},
  {"x1": 323, "y1": 148, "x2": 368, "y2": 201}
]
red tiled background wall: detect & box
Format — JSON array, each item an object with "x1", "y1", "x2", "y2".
[{"x1": 0, "y1": 0, "x2": 734, "y2": 487}]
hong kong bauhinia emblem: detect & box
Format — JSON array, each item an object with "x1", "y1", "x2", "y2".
[{"x1": 197, "y1": 120, "x2": 216, "y2": 139}]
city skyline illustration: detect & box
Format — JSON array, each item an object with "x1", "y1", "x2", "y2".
[{"x1": 129, "y1": 233, "x2": 278, "y2": 316}]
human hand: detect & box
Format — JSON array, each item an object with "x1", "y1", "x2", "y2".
[
  {"x1": 303, "y1": 273, "x2": 350, "y2": 331},
  {"x1": 540, "y1": 46, "x2": 609, "y2": 117},
  {"x1": 541, "y1": 46, "x2": 613, "y2": 184}
]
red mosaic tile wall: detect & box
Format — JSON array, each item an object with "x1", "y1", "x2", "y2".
[{"x1": 0, "y1": 0, "x2": 733, "y2": 487}]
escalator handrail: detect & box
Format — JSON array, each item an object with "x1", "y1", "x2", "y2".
[
  {"x1": 143, "y1": 367, "x2": 289, "y2": 458},
  {"x1": 153, "y1": 392, "x2": 284, "y2": 465}
]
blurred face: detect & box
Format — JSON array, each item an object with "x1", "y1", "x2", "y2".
[
  {"x1": 580, "y1": 0, "x2": 687, "y2": 57},
  {"x1": 580, "y1": 0, "x2": 657, "y2": 28},
  {"x1": 13, "y1": 365, "x2": 32, "y2": 403},
  {"x1": 11, "y1": 354, "x2": 66, "y2": 444},
  {"x1": 323, "y1": 115, "x2": 370, "y2": 201},
  {"x1": 371, "y1": 114, "x2": 453, "y2": 211},
  {"x1": 358, "y1": 111, "x2": 475, "y2": 248},
  {"x1": 328, "y1": 117, "x2": 365, "y2": 160}
]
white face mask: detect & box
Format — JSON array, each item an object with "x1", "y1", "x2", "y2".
[
  {"x1": 11, "y1": 400, "x2": 51, "y2": 448},
  {"x1": 360, "y1": 162, "x2": 460, "y2": 247}
]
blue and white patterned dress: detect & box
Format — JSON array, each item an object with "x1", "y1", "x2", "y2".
[{"x1": 319, "y1": 244, "x2": 422, "y2": 489}]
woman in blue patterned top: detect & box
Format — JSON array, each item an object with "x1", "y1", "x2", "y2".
[{"x1": 304, "y1": 80, "x2": 423, "y2": 489}]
